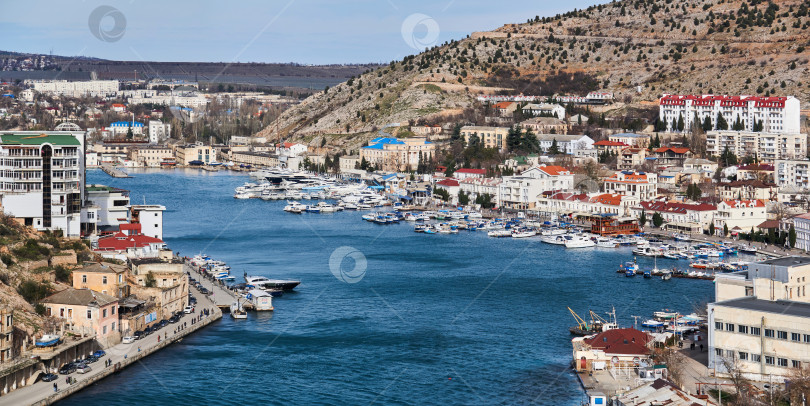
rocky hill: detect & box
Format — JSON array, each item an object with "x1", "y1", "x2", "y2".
[{"x1": 257, "y1": 0, "x2": 809, "y2": 151}]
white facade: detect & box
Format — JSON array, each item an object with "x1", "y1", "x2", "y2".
[
  {"x1": 128, "y1": 94, "x2": 209, "y2": 107},
  {"x1": 776, "y1": 160, "x2": 810, "y2": 190},
  {"x1": 25, "y1": 79, "x2": 119, "y2": 98},
  {"x1": 85, "y1": 185, "x2": 130, "y2": 231},
  {"x1": 794, "y1": 214, "x2": 810, "y2": 252},
  {"x1": 660, "y1": 94, "x2": 801, "y2": 134},
  {"x1": 131, "y1": 205, "x2": 165, "y2": 240},
  {"x1": 0, "y1": 131, "x2": 85, "y2": 236},
  {"x1": 602, "y1": 171, "x2": 658, "y2": 201},
  {"x1": 148, "y1": 121, "x2": 171, "y2": 144},
  {"x1": 498, "y1": 165, "x2": 574, "y2": 210},
  {"x1": 713, "y1": 199, "x2": 767, "y2": 235},
  {"x1": 706, "y1": 131, "x2": 807, "y2": 163},
  {"x1": 108, "y1": 121, "x2": 144, "y2": 137},
  {"x1": 536, "y1": 134, "x2": 594, "y2": 155},
  {"x1": 522, "y1": 103, "x2": 565, "y2": 120}
]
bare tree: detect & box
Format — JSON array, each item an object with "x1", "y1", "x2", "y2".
[
  {"x1": 652, "y1": 347, "x2": 687, "y2": 387},
  {"x1": 720, "y1": 356, "x2": 755, "y2": 406}
]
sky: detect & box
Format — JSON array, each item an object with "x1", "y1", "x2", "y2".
[{"x1": 0, "y1": 0, "x2": 605, "y2": 65}]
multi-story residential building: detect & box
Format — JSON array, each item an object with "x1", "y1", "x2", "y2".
[
  {"x1": 148, "y1": 121, "x2": 171, "y2": 144},
  {"x1": 131, "y1": 204, "x2": 165, "y2": 240},
  {"x1": 710, "y1": 257, "x2": 810, "y2": 381},
  {"x1": 108, "y1": 121, "x2": 144, "y2": 137},
  {"x1": 683, "y1": 158, "x2": 718, "y2": 174},
  {"x1": 0, "y1": 305, "x2": 14, "y2": 363},
  {"x1": 276, "y1": 142, "x2": 308, "y2": 157},
  {"x1": 72, "y1": 262, "x2": 129, "y2": 298},
  {"x1": 498, "y1": 165, "x2": 574, "y2": 210},
  {"x1": 129, "y1": 259, "x2": 189, "y2": 321},
  {"x1": 659, "y1": 94, "x2": 801, "y2": 134},
  {"x1": 617, "y1": 147, "x2": 648, "y2": 170},
  {"x1": 129, "y1": 146, "x2": 173, "y2": 167},
  {"x1": 25, "y1": 79, "x2": 119, "y2": 98},
  {"x1": 536, "y1": 134, "x2": 594, "y2": 155},
  {"x1": 42, "y1": 288, "x2": 120, "y2": 346},
  {"x1": 631, "y1": 201, "x2": 717, "y2": 233},
  {"x1": 521, "y1": 103, "x2": 565, "y2": 120},
  {"x1": 592, "y1": 140, "x2": 628, "y2": 155},
  {"x1": 339, "y1": 155, "x2": 360, "y2": 172},
  {"x1": 706, "y1": 131, "x2": 806, "y2": 163},
  {"x1": 460, "y1": 126, "x2": 509, "y2": 150},
  {"x1": 712, "y1": 199, "x2": 767, "y2": 235},
  {"x1": 85, "y1": 184, "x2": 130, "y2": 233},
  {"x1": 410, "y1": 125, "x2": 442, "y2": 136},
  {"x1": 519, "y1": 117, "x2": 570, "y2": 135},
  {"x1": 0, "y1": 131, "x2": 84, "y2": 236},
  {"x1": 652, "y1": 147, "x2": 692, "y2": 167},
  {"x1": 537, "y1": 192, "x2": 638, "y2": 217},
  {"x1": 793, "y1": 213, "x2": 810, "y2": 252},
  {"x1": 608, "y1": 133, "x2": 650, "y2": 147},
  {"x1": 453, "y1": 168, "x2": 486, "y2": 180},
  {"x1": 230, "y1": 151, "x2": 279, "y2": 168},
  {"x1": 776, "y1": 159, "x2": 810, "y2": 190},
  {"x1": 603, "y1": 171, "x2": 658, "y2": 201},
  {"x1": 458, "y1": 177, "x2": 501, "y2": 206},
  {"x1": 492, "y1": 101, "x2": 517, "y2": 116},
  {"x1": 718, "y1": 180, "x2": 776, "y2": 201},
  {"x1": 174, "y1": 142, "x2": 215, "y2": 165},
  {"x1": 360, "y1": 137, "x2": 434, "y2": 172},
  {"x1": 736, "y1": 163, "x2": 774, "y2": 182}
]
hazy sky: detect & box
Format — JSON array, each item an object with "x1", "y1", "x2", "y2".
[{"x1": 1, "y1": 0, "x2": 604, "y2": 64}]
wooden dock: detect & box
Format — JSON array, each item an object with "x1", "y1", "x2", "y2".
[{"x1": 100, "y1": 164, "x2": 131, "y2": 178}]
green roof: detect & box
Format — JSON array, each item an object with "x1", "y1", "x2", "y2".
[{"x1": 0, "y1": 133, "x2": 81, "y2": 146}]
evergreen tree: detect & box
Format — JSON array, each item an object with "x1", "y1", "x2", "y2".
[
  {"x1": 652, "y1": 212, "x2": 664, "y2": 227},
  {"x1": 709, "y1": 222, "x2": 715, "y2": 235},
  {"x1": 676, "y1": 114, "x2": 685, "y2": 132},
  {"x1": 548, "y1": 138, "x2": 560, "y2": 155},
  {"x1": 639, "y1": 210, "x2": 647, "y2": 227},
  {"x1": 702, "y1": 115, "x2": 713, "y2": 131},
  {"x1": 716, "y1": 113, "x2": 729, "y2": 130},
  {"x1": 723, "y1": 223, "x2": 729, "y2": 237},
  {"x1": 790, "y1": 224, "x2": 797, "y2": 248}
]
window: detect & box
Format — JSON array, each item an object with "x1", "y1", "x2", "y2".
[
  {"x1": 715, "y1": 348, "x2": 723, "y2": 356},
  {"x1": 82, "y1": 275, "x2": 87, "y2": 283},
  {"x1": 778, "y1": 358, "x2": 788, "y2": 367},
  {"x1": 804, "y1": 334, "x2": 810, "y2": 343},
  {"x1": 726, "y1": 350, "x2": 735, "y2": 358},
  {"x1": 102, "y1": 325, "x2": 107, "y2": 334},
  {"x1": 86, "y1": 310, "x2": 92, "y2": 319},
  {"x1": 102, "y1": 309, "x2": 107, "y2": 318},
  {"x1": 752, "y1": 327, "x2": 761, "y2": 336},
  {"x1": 739, "y1": 352, "x2": 748, "y2": 361},
  {"x1": 752, "y1": 354, "x2": 761, "y2": 362},
  {"x1": 765, "y1": 356, "x2": 775, "y2": 365},
  {"x1": 112, "y1": 322, "x2": 116, "y2": 331},
  {"x1": 725, "y1": 323, "x2": 735, "y2": 332},
  {"x1": 102, "y1": 276, "x2": 107, "y2": 284},
  {"x1": 778, "y1": 331, "x2": 788, "y2": 340},
  {"x1": 112, "y1": 306, "x2": 116, "y2": 315},
  {"x1": 738, "y1": 325, "x2": 749, "y2": 334},
  {"x1": 765, "y1": 329, "x2": 774, "y2": 338},
  {"x1": 793, "y1": 360, "x2": 802, "y2": 368},
  {"x1": 792, "y1": 332, "x2": 801, "y2": 342}
]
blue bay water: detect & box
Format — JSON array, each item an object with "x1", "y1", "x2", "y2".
[{"x1": 62, "y1": 169, "x2": 715, "y2": 405}]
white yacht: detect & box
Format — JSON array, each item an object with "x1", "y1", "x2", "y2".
[
  {"x1": 245, "y1": 275, "x2": 301, "y2": 291},
  {"x1": 564, "y1": 235, "x2": 595, "y2": 248}
]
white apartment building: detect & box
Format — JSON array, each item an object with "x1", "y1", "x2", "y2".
[
  {"x1": 128, "y1": 94, "x2": 209, "y2": 108},
  {"x1": 459, "y1": 177, "x2": 501, "y2": 206},
  {"x1": 25, "y1": 79, "x2": 119, "y2": 98},
  {"x1": 460, "y1": 126, "x2": 509, "y2": 150},
  {"x1": 712, "y1": 199, "x2": 767, "y2": 235},
  {"x1": 85, "y1": 184, "x2": 130, "y2": 233},
  {"x1": 776, "y1": 159, "x2": 810, "y2": 190},
  {"x1": 535, "y1": 134, "x2": 594, "y2": 155},
  {"x1": 108, "y1": 121, "x2": 144, "y2": 137},
  {"x1": 660, "y1": 94, "x2": 801, "y2": 134},
  {"x1": 131, "y1": 204, "x2": 165, "y2": 240},
  {"x1": 0, "y1": 131, "x2": 85, "y2": 236},
  {"x1": 630, "y1": 201, "x2": 717, "y2": 233},
  {"x1": 522, "y1": 103, "x2": 565, "y2": 120},
  {"x1": 710, "y1": 257, "x2": 810, "y2": 382},
  {"x1": 498, "y1": 165, "x2": 574, "y2": 210},
  {"x1": 148, "y1": 121, "x2": 171, "y2": 144},
  {"x1": 706, "y1": 131, "x2": 807, "y2": 163},
  {"x1": 537, "y1": 192, "x2": 638, "y2": 217},
  {"x1": 602, "y1": 171, "x2": 658, "y2": 201},
  {"x1": 793, "y1": 213, "x2": 810, "y2": 252}
]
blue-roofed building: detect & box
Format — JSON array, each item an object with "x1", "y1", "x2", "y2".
[
  {"x1": 108, "y1": 121, "x2": 144, "y2": 137},
  {"x1": 361, "y1": 136, "x2": 435, "y2": 171}
]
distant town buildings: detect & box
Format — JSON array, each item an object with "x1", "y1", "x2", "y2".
[
  {"x1": 25, "y1": 79, "x2": 119, "y2": 98},
  {"x1": 460, "y1": 126, "x2": 508, "y2": 150}
]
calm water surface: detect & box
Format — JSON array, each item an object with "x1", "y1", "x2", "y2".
[{"x1": 61, "y1": 169, "x2": 715, "y2": 405}]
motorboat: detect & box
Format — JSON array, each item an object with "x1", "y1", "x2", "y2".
[
  {"x1": 511, "y1": 229, "x2": 537, "y2": 238},
  {"x1": 245, "y1": 275, "x2": 301, "y2": 291},
  {"x1": 230, "y1": 301, "x2": 248, "y2": 319},
  {"x1": 487, "y1": 229, "x2": 512, "y2": 238},
  {"x1": 565, "y1": 235, "x2": 595, "y2": 248},
  {"x1": 283, "y1": 201, "x2": 305, "y2": 213},
  {"x1": 316, "y1": 202, "x2": 338, "y2": 213},
  {"x1": 619, "y1": 260, "x2": 638, "y2": 277},
  {"x1": 641, "y1": 319, "x2": 664, "y2": 328},
  {"x1": 35, "y1": 334, "x2": 61, "y2": 347},
  {"x1": 661, "y1": 271, "x2": 672, "y2": 281},
  {"x1": 595, "y1": 237, "x2": 618, "y2": 248},
  {"x1": 673, "y1": 233, "x2": 691, "y2": 242},
  {"x1": 541, "y1": 234, "x2": 571, "y2": 245}
]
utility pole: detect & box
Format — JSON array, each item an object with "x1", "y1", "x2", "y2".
[{"x1": 630, "y1": 315, "x2": 641, "y2": 330}]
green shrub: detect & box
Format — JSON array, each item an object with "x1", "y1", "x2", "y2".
[
  {"x1": 17, "y1": 280, "x2": 53, "y2": 304},
  {"x1": 54, "y1": 266, "x2": 72, "y2": 283},
  {"x1": 34, "y1": 303, "x2": 46, "y2": 316},
  {"x1": 0, "y1": 254, "x2": 13, "y2": 267},
  {"x1": 12, "y1": 240, "x2": 51, "y2": 261}
]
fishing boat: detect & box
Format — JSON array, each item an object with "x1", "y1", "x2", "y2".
[
  {"x1": 620, "y1": 260, "x2": 638, "y2": 277},
  {"x1": 641, "y1": 319, "x2": 665, "y2": 328},
  {"x1": 568, "y1": 307, "x2": 619, "y2": 336},
  {"x1": 35, "y1": 334, "x2": 61, "y2": 347},
  {"x1": 230, "y1": 301, "x2": 248, "y2": 319},
  {"x1": 653, "y1": 310, "x2": 680, "y2": 320},
  {"x1": 414, "y1": 224, "x2": 427, "y2": 233}
]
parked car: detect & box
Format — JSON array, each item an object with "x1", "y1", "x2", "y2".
[
  {"x1": 169, "y1": 315, "x2": 180, "y2": 323},
  {"x1": 40, "y1": 373, "x2": 58, "y2": 382},
  {"x1": 133, "y1": 331, "x2": 145, "y2": 340},
  {"x1": 76, "y1": 364, "x2": 92, "y2": 374},
  {"x1": 157, "y1": 320, "x2": 169, "y2": 328},
  {"x1": 122, "y1": 336, "x2": 135, "y2": 344},
  {"x1": 58, "y1": 364, "x2": 76, "y2": 375},
  {"x1": 183, "y1": 306, "x2": 194, "y2": 314},
  {"x1": 93, "y1": 350, "x2": 106, "y2": 358},
  {"x1": 83, "y1": 355, "x2": 99, "y2": 364}
]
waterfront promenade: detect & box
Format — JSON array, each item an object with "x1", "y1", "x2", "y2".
[
  {"x1": 0, "y1": 289, "x2": 221, "y2": 405},
  {"x1": 184, "y1": 262, "x2": 243, "y2": 310}
]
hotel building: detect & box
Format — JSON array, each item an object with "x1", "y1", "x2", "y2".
[{"x1": 659, "y1": 94, "x2": 801, "y2": 134}]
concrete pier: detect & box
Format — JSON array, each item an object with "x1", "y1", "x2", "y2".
[
  {"x1": 100, "y1": 164, "x2": 131, "y2": 178},
  {"x1": 185, "y1": 263, "x2": 252, "y2": 311}
]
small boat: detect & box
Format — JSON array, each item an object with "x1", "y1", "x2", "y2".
[
  {"x1": 619, "y1": 260, "x2": 638, "y2": 277},
  {"x1": 565, "y1": 235, "x2": 595, "y2": 248},
  {"x1": 487, "y1": 229, "x2": 511, "y2": 238},
  {"x1": 673, "y1": 233, "x2": 691, "y2": 242},
  {"x1": 662, "y1": 271, "x2": 672, "y2": 281},
  {"x1": 230, "y1": 301, "x2": 247, "y2": 319},
  {"x1": 641, "y1": 319, "x2": 664, "y2": 328},
  {"x1": 35, "y1": 334, "x2": 61, "y2": 347},
  {"x1": 739, "y1": 245, "x2": 758, "y2": 254}
]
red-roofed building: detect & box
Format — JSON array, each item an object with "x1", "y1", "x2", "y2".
[
  {"x1": 718, "y1": 180, "x2": 776, "y2": 201},
  {"x1": 572, "y1": 328, "x2": 653, "y2": 372},
  {"x1": 714, "y1": 200, "x2": 767, "y2": 235},
  {"x1": 276, "y1": 142, "x2": 308, "y2": 157},
  {"x1": 659, "y1": 94, "x2": 800, "y2": 134},
  {"x1": 94, "y1": 225, "x2": 167, "y2": 260},
  {"x1": 538, "y1": 192, "x2": 639, "y2": 217},
  {"x1": 593, "y1": 140, "x2": 628, "y2": 154},
  {"x1": 618, "y1": 147, "x2": 648, "y2": 170},
  {"x1": 434, "y1": 178, "x2": 461, "y2": 204},
  {"x1": 499, "y1": 165, "x2": 575, "y2": 210},
  {"x1": 653, "y1": 147, "x2": 693, "y2": 167},
  {"x1": 111, "y1": 103, "x2": 127, "y2": 113},
  {"x1": 492, "y1": 101, "x2": 517, "y2": 116},
  {"x1": 453, "y1": 168, "x2": 487, "y2": 180},
  {"x1": 632, "y1": 201, "x2": 717, "y2": 233},
  {"x1": 604, "y1": 171, "x2": 658, "y2": 201}
]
